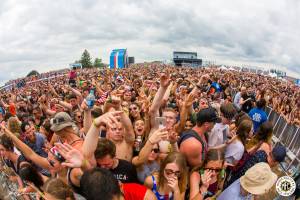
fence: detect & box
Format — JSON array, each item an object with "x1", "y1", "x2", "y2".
[
  {"x1": 265, "y1": 106, "x2": 300, "y2": 177},
  {"x1": 0, "y1": 163, "x2": 36, "y2": 200}
]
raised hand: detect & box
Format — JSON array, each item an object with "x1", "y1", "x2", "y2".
[
  {"x1": 148, "y1": 128, "x2": 169, "y2": 144},
  {"x1": 201, "y1": 170, "x2": 214, "y2": 188},
  {"x1": 55, "y1": 143, "x2": 84, "y2": 168},
  {"x1": 168, "y1": 129, "x2": 179, "y2": 144},
  {"x1": 93, "y1": 111, "x2": 123, "y2": 128},
  {"x1": 81, "y1": 99, "x2": 89, "y2": 111},
  {"x1": 160, "y1": 73, "x2": 171, "y2": 88},
  {"x1": 167, "y1": 176, "x2": 180, "y2": 193}
]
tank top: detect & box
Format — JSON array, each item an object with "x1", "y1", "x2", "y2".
[{"x1": 151, "y1": 175, "x2": 174, "y2": 200}]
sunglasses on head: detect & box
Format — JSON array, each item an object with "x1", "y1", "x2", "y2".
[{"x1": 51, "y1": 117, "x2": 66, "y2": 125}]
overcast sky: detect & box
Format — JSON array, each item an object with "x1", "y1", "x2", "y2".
[{"x1": 0, "y1": 0, "x2": 300, "y2": 85}]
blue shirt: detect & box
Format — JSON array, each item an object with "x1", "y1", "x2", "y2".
[
  {"x1": 211, "y1": 82, "x2": 222, "y2": 93},
  {"x1": 25, "y1": 132, "x2": 48, "y2": 158},
  {"x1": 217, "y1": 179, "x2": 253, "y2": 200},
  {"x1": 248, "y1": 108, "x2": 267, "y2": 133}
]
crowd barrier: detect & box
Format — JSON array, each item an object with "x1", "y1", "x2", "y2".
[
  {"x1": 265, "y1": 106, "x2": 300, "y2": 177},
  {"x1": 0, "y1": 165, "x2": 36, "y2": 200}
]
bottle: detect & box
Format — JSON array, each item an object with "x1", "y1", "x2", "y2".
[
  {"x1": 86, "y1": 90, "x2": 95, "y2": 109},
  {"x1": 135, "y1": 136, "x2": 142, "y2": 152}
]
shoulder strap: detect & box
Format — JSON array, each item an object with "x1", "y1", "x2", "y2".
[{"x1": 188, "y1": 130, "x2": 207, "y2": 162}]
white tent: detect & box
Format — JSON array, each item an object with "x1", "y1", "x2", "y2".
[
  {"x1": 219, "y1": 65, "x2": 228, "y2": 70},
  {"x1": 268, "y1": 73, "x2": 277, "y2": 78},
  {"x1": 228, "y1": 67, "x2": 237, "y2": 71}
]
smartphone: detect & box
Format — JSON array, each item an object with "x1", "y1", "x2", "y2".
[{"x1": 155, "y1": 117, "x2": 166, "y2": 129}]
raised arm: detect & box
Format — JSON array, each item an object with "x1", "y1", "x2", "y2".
[
  {"x1": 176, "y1": 87, "x2": 198, "y2": 134},
  {"x1": 1, "y1": 125, "x2": 50, "y2": 170},
  {"x1": 149, "y1": 73, "x2": 171, "y2": 127},
  {"x1": 81, "y1": 100, "x2": 92, "y2": 135},
  {"x1": 132, "y1": 128, "x2": 168, "y2": 166},
  {"x1": 82, "y1": 111, "x2": 123, "y2": 160}
]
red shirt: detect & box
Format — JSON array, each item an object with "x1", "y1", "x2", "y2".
[{"x1": 122, "y1": 183, "x2": 147, "y2": 200}]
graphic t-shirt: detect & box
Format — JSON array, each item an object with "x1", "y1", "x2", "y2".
[
  {"x1": 248, "y1": 108, "x2": 267, "y2": 133},
  {"x1": 110, "y1": 159, "x2": 138, "y2": 183}
]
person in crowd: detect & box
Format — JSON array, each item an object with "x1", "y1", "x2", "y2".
[
  {"x1": 218, "y1": 162, "x2": 277, "y2": 200},
  {"x1": 0, "y1": 134, "x2": 28, "y2": 174},
  {"x1": 189, "y1": 149, "x2": 226, "y2": 199},
  {"x1": 225, "y1": 145, "x2": 286, "y2": 188},
  {"x1": 21, "y1": 121, "x2": 48, "y2": 158},
  {"x1": 208, "y1": 102, "x2": 237, "y2": 148},
  {"x1": 42, "y1": 178, "x2": 76, "y2": 200},
  {"x1": 224, "y1": 120, "x2": 253, "y2": 167},
  {"x1": 50, "y1": 112, "x2": 84, "y2": 151},
  {"x1": 233, "y1": 86, "x2": 246, "y2": 111},
  {"x1": 132, "y1": 128, "x2": 169, "y2": 183},
  {"x1": 80, "y1": 167, "x2": 156, "y2": 200},
  {"x1": 179, "y1": 107, "x2": 221, "y2": 168},
  {"x1": 248, "y1": 98, "x2": 268, "y2": 133},
  {"x1": 7, "y1": 116, "x2": 22, "y2": 138},
  {"x1": 144, "y1": 152, "x2": 188, "y2": 200}
]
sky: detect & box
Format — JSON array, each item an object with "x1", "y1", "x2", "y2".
[{"x1": 0, "y1": 0, "x2": 300, "y2": 85}]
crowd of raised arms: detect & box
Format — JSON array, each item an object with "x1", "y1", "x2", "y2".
[{"x1": 0, "y1": 64, "x2": 298, "y2": 200}]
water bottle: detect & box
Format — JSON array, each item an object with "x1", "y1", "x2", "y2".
[
  {"x1": 86, "y1": 90, "x2": 95, "y2": 109},
  {"x1": 135, "y1": 136, "x2": 142, "y2": 152}
]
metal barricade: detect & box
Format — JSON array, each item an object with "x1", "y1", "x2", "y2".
[
  {"x1": 273, "y1": 116, "x2": 285, "y2": 138},
  {"x1": 280, "y1": 124, "x2": 298, "y2": 148},
  {"x1": 265, "y1": 106, "x2": 272, "y2": 117},
  {"x1": 268, "y1": 110, "x2": 280, "y2": 127},
  {"x1": 288, "y1": 128, "x2": 300, "y2": 155}
]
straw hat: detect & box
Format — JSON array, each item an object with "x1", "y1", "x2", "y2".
[{"x1": 240, "y1": 162, "x2": 277, "y2": 195}]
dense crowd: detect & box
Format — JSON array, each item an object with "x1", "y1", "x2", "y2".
[{"x1": 0, "y1": 64, "x2": 299, "y2": 200}]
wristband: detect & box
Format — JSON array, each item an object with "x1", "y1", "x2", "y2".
[
  {"x1": 92, "y1": 119, "x2": 101, "y2": 128},
  {"x1": 148, "y1": 139, "x2": 155, "y2": 145},
  {"x1": 81, "y1": 159, "x2": 88, "y2": 169}
]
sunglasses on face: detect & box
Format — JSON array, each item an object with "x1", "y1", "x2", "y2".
[
  {"x1": 76, "y1": 115, "x2": 82, "y2": 118},
  {"x1": 164, "y1": 169, "x2": 181, "y2": 178},
  {"x1": 47, "y1": 159, "x2": 55, "y2": 167},
  {"x1": 130, "y1": 107, "x2": 138, "y2": 111},
  {"x1": 151, "y1": 148, "x2": 159, "y2": 153}
]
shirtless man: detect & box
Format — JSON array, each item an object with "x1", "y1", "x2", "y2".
[{"x1": 106, "y1": 120, "x2": 135, "y2": 162}]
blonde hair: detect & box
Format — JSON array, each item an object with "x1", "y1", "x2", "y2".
[
  {"x1": 43, "y1": 178, "x2": 75, "y2": 200},
  {"x1": 8, "y1": 117, "x2": 21, "y2": 138}
]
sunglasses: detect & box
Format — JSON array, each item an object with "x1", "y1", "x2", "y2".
[
  {"x1": 47, "y1": 158, "x2": 55, "y2": 167},
  {"x1": 51, "y1": 117, "x2": 66, "y2": 125},
  {"x1": 164, "y1": 169, "x2": 181, "y2": 178},
  {"x1": 151, "y1": 148, "x2": 159, "y2": 153},
  {"x1": 130, "y1": 107, "x2": 138, "y2": 111},
  {"x1": 76, "y1": 115, "x2": 82, "y2": 118}
]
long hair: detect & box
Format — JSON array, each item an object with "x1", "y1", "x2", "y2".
[
  {"x1": 158, "y1": 152, "x2": 188, "y2": 193},
  {"x1": 8, "y1": 117, "x2": 21, "y2": 138},
  {"x1": 19, "y1": 163, "x2": 44, "y2": 191},
  {"x1": 236, "y1": 120, "x2": 252, "y2": 145},
  {"x1": 246, "y1": 121, "x2": 273, "y2": 149}
]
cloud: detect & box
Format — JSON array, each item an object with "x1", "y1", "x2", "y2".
[{"x1": 0, "y1": 0, "x2": 300, "y2": 85}]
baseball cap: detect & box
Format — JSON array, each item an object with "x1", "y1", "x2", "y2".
[
  {"x1": 50, "y1": 112, "x2": 73, "y2": 132},
  {"x1": 197, "y1": 107, "x2": 221, "y2": 124},
  {"x1": 272, "y1": 145, "x2": 286, "y2": 163}
]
